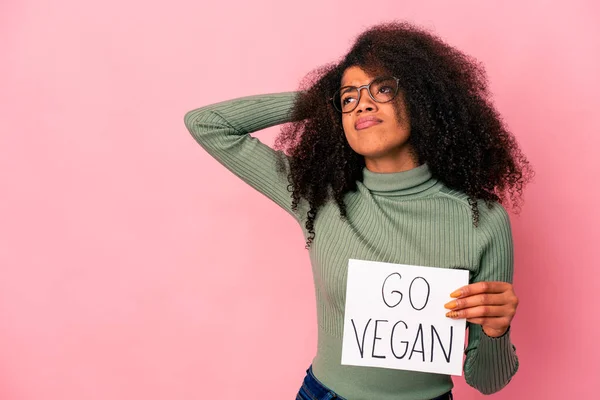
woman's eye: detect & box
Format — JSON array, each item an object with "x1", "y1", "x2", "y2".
[
  {"x1": 342, "y1": 96, "x2": 356, "y2": 105},
  {"x1": 379, "y1": 86, "x2": 392, "y2": 94}
]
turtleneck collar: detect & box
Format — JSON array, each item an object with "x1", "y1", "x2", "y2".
[{"x1": 361, "y1": 163, "x2": 442, "y2": 197}]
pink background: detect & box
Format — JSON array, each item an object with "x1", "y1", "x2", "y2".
[{"x1": 1, "y1": 1, "x2": 598, "y2": 398}]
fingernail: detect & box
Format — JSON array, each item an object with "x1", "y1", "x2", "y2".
[
  {"x1": 446, "y1": 311, "x2": 460, "y2": 318},
  {"x1": 450, "y1": 290, "x2": 462, "y2": 298},
  {"x1": 444, "y1": 301, "x2": 457, "y2": 309}
]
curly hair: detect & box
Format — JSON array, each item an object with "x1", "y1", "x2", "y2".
[{"x1": 275, "y1": 21, "x2": 533, "y2": 248}]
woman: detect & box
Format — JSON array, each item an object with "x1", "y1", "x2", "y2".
[{"x1": 184, "y1": 22, "x2": 531, "y2": 400}]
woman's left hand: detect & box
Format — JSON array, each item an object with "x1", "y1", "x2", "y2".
[{"x1": 444, "y1": 282, "x2": 519, "y2": 338}]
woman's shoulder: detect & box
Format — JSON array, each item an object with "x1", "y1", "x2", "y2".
[
  {"x1": 477, "y1": 201, "x2": 511, "y2": 232},
  {"x1": 436, "y1": 185, "x2": 471, "y2": 207},
  {"x1": 435, "y1": 186, "x2": 510, "y2": 228}
]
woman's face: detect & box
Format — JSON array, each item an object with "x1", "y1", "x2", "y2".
[{"x1": 340, "y1": 66, "x2": 416, "y2": 173}]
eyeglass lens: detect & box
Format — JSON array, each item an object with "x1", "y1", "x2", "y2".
[{"x1": 334, "y1": 77, "x2": 398, "y2": 113}]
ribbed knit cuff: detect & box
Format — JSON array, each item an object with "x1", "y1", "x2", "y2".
[
  {"x1": 469, "y1": 327, "x2": 519, "y2": 394},
  {"x1": 482, "y1": 325, "x2": 511, "y2": 339}
]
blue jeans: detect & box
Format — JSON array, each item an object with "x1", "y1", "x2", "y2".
[{"x1": 296, "y1": 366, "x2": 453, "y2": 400}]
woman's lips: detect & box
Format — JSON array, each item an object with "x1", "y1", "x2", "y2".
[{"x1": 355, "y1": 117, "x2": 382, "y2": 130}]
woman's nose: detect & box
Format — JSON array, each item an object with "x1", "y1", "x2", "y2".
[{"x1": 356, "y1": 87, "x2": 376, "y2": 112}]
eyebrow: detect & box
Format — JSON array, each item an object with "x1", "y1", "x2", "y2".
[{"x1": 339, "y1": 78, "x2": 373, "y2": 90}]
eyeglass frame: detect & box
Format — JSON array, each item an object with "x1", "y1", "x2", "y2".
[{"x1": 331, "y1": 76, "x2": 401, "y2": 113}]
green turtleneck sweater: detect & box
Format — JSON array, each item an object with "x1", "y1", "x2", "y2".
[{"x1": 184, "y1": 92, "x2": 519, "y2": 399}]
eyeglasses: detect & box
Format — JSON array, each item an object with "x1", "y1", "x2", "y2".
[{"x1": 332, "y1": 77, "x2": 400, "y2": 113}]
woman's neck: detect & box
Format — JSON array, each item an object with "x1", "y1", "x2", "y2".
[
  {"x1": 361, "y1": 163, "x2": 441, "y2": 197},
  {"x1": 364, "y1": 155, "x2": 418, "y2": 173}
]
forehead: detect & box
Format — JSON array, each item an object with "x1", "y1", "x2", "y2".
[{"x1": 340, "y1": 66, "x2": 375, "y2": 87}]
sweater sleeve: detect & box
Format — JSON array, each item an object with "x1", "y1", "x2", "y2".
[
  {"x1": 463, "y1": 204, "x2": 519, "y2": 394},
  {"x1": 183, "y1": 92, "x2": 300, "y2": 220}
]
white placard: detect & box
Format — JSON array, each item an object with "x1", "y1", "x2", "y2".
[{"x1": 341, "y1": 259, "x2": 469, "y2": 376}]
